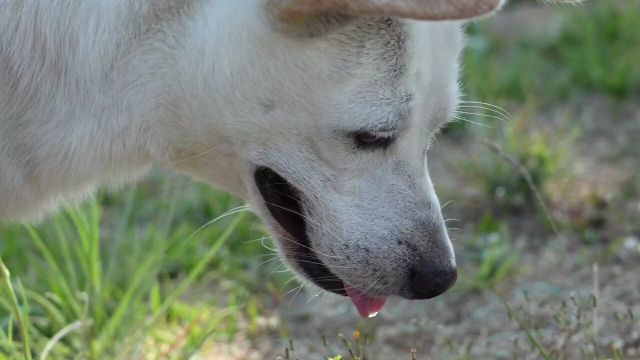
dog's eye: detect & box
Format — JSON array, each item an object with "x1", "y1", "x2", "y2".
[{"x1": 353, "y1": 132, "x2": 395, "y2": 150}]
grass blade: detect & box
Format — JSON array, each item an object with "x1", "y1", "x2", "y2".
[
  {"x1": 0, "y1": 257, "x2": 32, "y2": 360},
  {"x1": 25, "y1": 227, "x2": 82, "y2": 318},
  {"x1": 147, "y1": 212, "x2": 248, "y2": 328}
]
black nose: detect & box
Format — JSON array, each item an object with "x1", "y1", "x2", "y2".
[{"x1": 410, "y1": 264, "x2": 457, "y2": 300}]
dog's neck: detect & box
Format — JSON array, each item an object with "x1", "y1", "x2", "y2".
[{"x1": 0, "y1": 1, "x2": 244, "y2": 220}]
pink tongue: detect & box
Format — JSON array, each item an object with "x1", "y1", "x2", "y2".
[{"x1": 345, "y1": 286, "x2": 387, "y2": 318}]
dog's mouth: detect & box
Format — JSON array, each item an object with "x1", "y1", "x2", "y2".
[
  {"x1": 254, "y1": 167, "x2": 388, "y2": 317},
  {"x1": 254, "y1": 167, "x2": 347, "y2": 296}
]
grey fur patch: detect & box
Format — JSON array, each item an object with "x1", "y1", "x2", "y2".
[
  {"x1": 267, "y1": 9, "x2": 354, "y2": 37},
  {"x1": 325, "y1": 17, "x2": 412, "y2": 135},
  {"x1": 334, "y1": 17, "x2": 408, "y2": 82},
  {"x1": 259, "y1": 99, "x2": 277, "y2": 113}
]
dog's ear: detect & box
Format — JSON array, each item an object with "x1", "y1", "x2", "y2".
[{"x1": 270, "y1": 0, "x2": 505, "y2": 23}]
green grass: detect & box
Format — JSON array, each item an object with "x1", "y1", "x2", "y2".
[
  {"x1": 458, "y1": 213, "x2": 520, "y2": 291},
  {"x1": 0, "y1": 176, "x2": 285, "y2": 359},
  {"x1": 0, "y1": 258, "x2": 32, "y2": 360},
  {"x1": 461, "y1": 114, "x2": 573, "y2": 214},
  {"x1": 463, "y1": 1, "x2": 640, "y2": 104}
]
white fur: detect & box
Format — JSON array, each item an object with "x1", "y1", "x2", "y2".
[{"x1": 0, "y1": 0, "x2": 500, "y2": 298}]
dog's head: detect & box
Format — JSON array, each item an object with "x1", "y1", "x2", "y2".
[{"x1": 169, "y1": 0, "x2": 503, "y2": 317}]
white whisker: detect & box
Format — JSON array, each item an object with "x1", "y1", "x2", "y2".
[
  {"x1": 170, "y1": 147, "x2": 218, "y2": 166},
  {"x1": 182, "y1": 205, "x2": 250, "y2": 244},
  {"x1": 255, "y1": 255, "x2": 281, "y2": 269},
  {"x1": 454, "y1": 110, "x2": 509, "y2": 124},
  {"x1": 459, "y1": 99, "x2": 512, "y2": 119},
  {"x1": 449, "y1": 115, "x2": 493, "y2": 128},
  {"x1": 457, "y1": 105, "x2": 512, "y2": 123}
]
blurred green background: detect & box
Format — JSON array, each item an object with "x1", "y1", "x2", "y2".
[{"x1": 1, "y1": 1, "x2": 639, "y2": 359}]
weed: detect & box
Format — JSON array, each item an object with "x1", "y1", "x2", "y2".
[
  {"x1": 504, "y1": 288, "x2": 640, "y2": 360},
  {"x1": 459, "y1": 213, "x2": 519, "y2": 291},
  {"x1": 284, "y1": 332, "x2": 423, "y2": 360},
  {"x1": 460, "y1": 109, "x2": 579, "y2": 228}
]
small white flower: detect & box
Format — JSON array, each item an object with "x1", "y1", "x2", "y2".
[{"x1": 623, "y1": 236, "x2": 639, "y2": 250}]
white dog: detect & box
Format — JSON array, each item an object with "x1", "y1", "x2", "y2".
[{"x1": 0, "y1": 0, "x2": 503, "y2": 317}]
